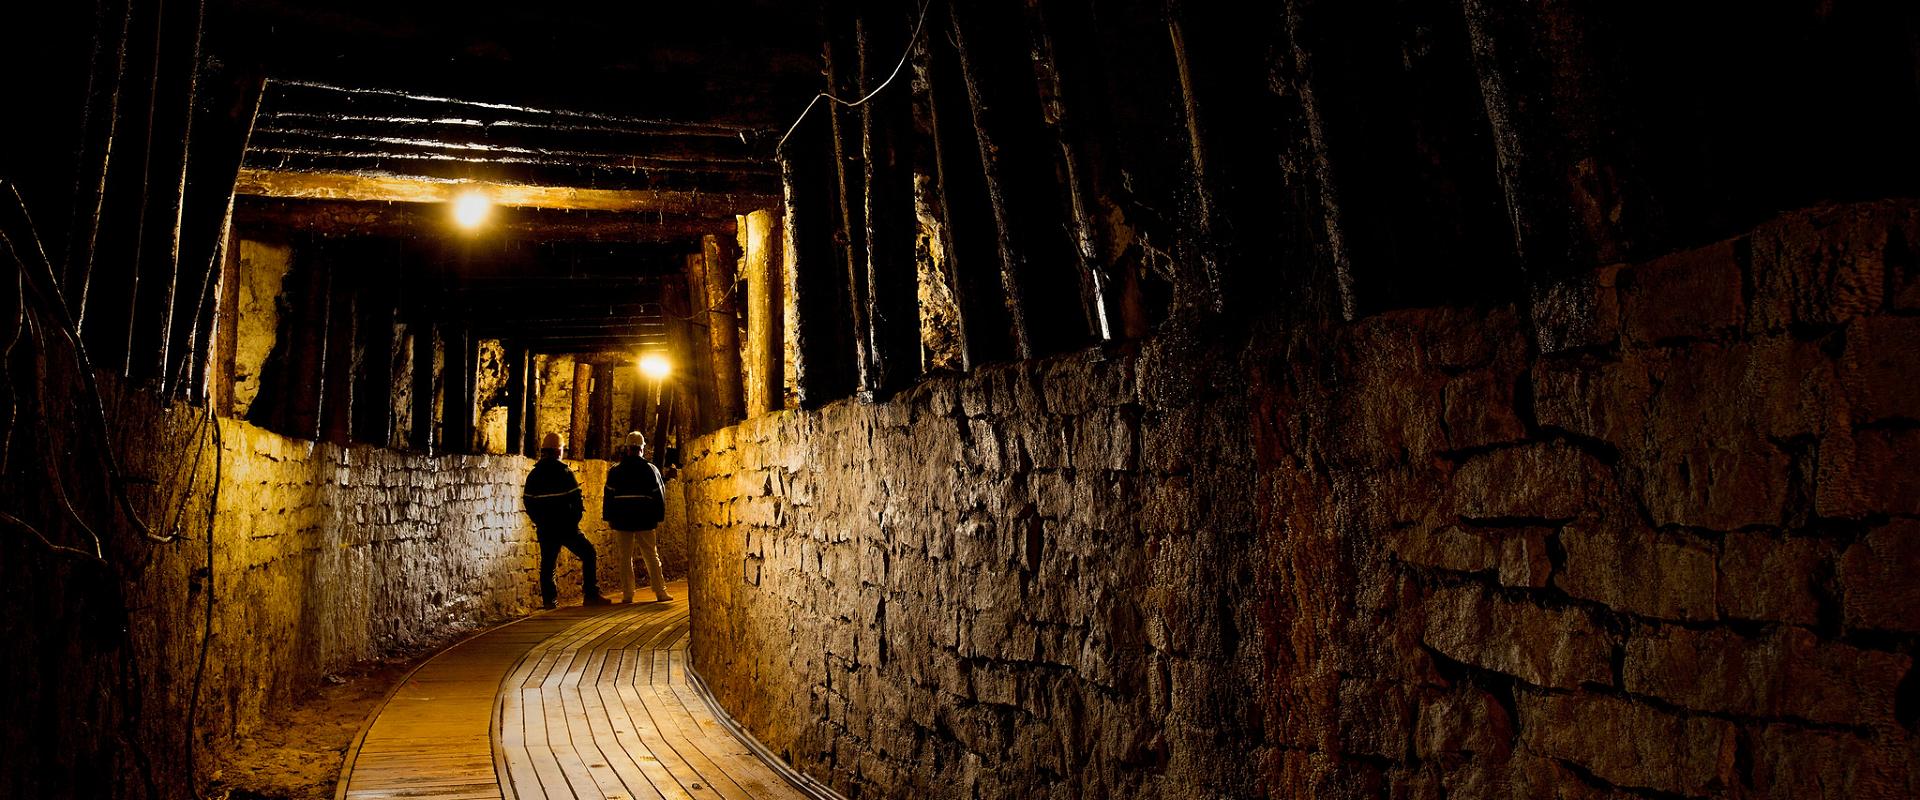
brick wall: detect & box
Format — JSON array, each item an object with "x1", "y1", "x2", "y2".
[{"x1": 681, "y1": 200, "x2": 1920, "y2": 798}]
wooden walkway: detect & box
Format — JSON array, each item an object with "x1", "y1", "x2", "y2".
[{"x1": 339, "y1": 581, "x2": 809, "y2": 800}]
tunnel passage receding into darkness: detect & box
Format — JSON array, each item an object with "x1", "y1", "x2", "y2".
[{"x1": 4, "y1": 1, "x2": 1920, "y2": 799}]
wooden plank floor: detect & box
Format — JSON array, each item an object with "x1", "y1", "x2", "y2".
[{"x1": 340, "y1": 581, "x2": 807, "y2": 800}]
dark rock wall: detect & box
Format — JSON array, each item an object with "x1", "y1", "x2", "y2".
[{"x1": 682, "y1": 200, "x2": 1920, "y2": 798}]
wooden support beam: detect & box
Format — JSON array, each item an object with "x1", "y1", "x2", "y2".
[
  {"x1": 285, "y1": 248, "x2": 331, "y2": 440},
  {"x1": 506, "y1": 342, "x2": 529, "y2": 457},
  {"x1": 81, "y1": 0, "x2": 165, "y2": 375},
  {"x1": 588, "y1": 360, "x2": 614, "y2": 459},
  {"x1": 823, "y1": 19, "x2": 875, "y2": 393},
  {"x1": 780, "y1": 104, "x2": 859, "y2": 407},
  {"x1": 701, "y1": 234, "x2": 745, "y2": 426},
  {"x1": 125, "y1": 0, "x2": 209, "y2": 385},
  {"x1": 921, "y1": 9, "x2": 1015, "y2": 366},
  {"x1": 660, "y1": 272, "x2": 705, "y2": 439},
  {"x1": 233, "y1": 197, "x2": 733, "y2": 244},
  {"x1": 859, "y1": 4, "x2": 923, "y2": 397},
  {"x1": 568, "y1": 360, "x2": 592, "y2": 458},
  {"x1": 233, "y1": 168, "x2": 777, "y2": 216},
  {"x1": 682, "y1": 253, "x2": 719, "y2": 434},
  {"x1": 409, "y1": 321, "x2": 437, "y2": 451},
  {"x1": 1023, "y1": 0, "x2": 1121, "y2": 338},
  {"x1": 321, "y1": 264, "x2": 357, "y2": 446},
  {"x1": 441, "y1": 324, "x2": 475, "y2": 453},
  {"x1": 742, "y1": 209, "x2": 783, "y2": 416},
  {"x1": 168, "y1": 68, "x2": 266, "y2": 396},
  {"x1": 213, "y1": 226, "x2": 242, "y2": 416},
  {"x1": 948, "y1": 0, "x2": 1095, "y2": 358},
  {"x1": 354, "y1": 283, "x2": 397, "y2": 445}
]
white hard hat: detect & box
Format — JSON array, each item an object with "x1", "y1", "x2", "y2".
[{"x1": 626, "y1": 431, "x2": 646, "y2": 448}]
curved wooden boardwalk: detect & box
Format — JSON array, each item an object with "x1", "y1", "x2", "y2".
[{"x1": 339, "y1": 581, "x2": 809, "y2": 800}]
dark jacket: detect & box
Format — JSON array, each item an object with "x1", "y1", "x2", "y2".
[
  {"x1": 522, "y1": 458, "x2": 584, "y2": 531},
  {"x1": 602, "y1": 455, "x2": 665, "y2": 531}
]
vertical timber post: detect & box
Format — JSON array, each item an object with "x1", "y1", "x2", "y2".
[
  {"x1": 860, "y1": 3, "x2": 922, "y2": 396},
  {"x1": 320, "y1": 260, "x2": 357, "y2": 446},
  {"x1": 702, "y1": 234, "x2": 745, "y2": 426},
  {"x1": 569, "y1": 359, "x2": 592, "y2": 459},
  {"x1": 743, "y1": 209, "x2": 784, "y2": 416},
  {"x1": 780, "y1": 112, "x2": 859, "y2": 406},
  {"x1": 506, "y1": 342, "x2": 528, "y2": 458}
]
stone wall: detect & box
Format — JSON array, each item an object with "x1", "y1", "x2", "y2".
[
  {"x1": 681, "y1": 200, "x2": 1920, "y2": 798},
  {"x1": 0, "y1": 380, "x2": 689, "y2": 798}
]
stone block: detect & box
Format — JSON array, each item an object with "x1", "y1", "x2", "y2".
[
  {"x1": 1620, "y1": 237, "x2": 1745, "y2": 344},
  {"x1": 1555, "y1": 523, "x2": 1717, "y2": 621},
  {"x1": 1532, "y1": 265, "x2": 1624, "y2": 356},
  {"x1": 1816, "y1": 425, "x2": 1920, "y2": 519},
  {"x1": 1757, "y1": 205, "x2": 1899, "y2": 333},
  {"x1": 1531, "y1": 353, "x2": 1649, "y2": 450},
  {"x1": 1449, "y1": 441, "x2": 1603, "y2": 522},
  {"x1": 1748, "y1": 723, "x2": 1911, "y2": 800},
  {"x1": 1420, "y1": 584, "x2": 1613, "y2": 689},
  {"x1": 1517, "y1": 691, "x2": 1736, "y2": 796},
  {"x1": 1336, "y1": 679, "x2": 1410, "y2": 760},
  {"x1": 1842, "y1": 315, "x2": 1920, "y2": 424},
  {"x1": 1717, "y1": 531, "x2": 1829, "y2": 625},
  {"x1": 1838, "y1": 519, "x2": 1920, "y2": 633},
  {"x1": 1413, "y1": 686, "x2": 1512, "y2": 761},
  {"x1": 1497, "y1": 528, "x2": 1554, "y2": 588},
  {"x1": 1390, "y1": 524, "x2": 1498, "y2": 575},
  {"x1": 1440, "y1": 367, "x2": 1528, "y2": 452},
  {"x1": 1623, "y1": 626, "x2": 1909, "y2": 726}
]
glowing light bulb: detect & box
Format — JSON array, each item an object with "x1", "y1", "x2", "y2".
[
  {"x1": 639, "y1": 354, "x2": 671, "y2": 380},
  {"x1": 451, "y1": 189, "x2": 492, "y2": 230}
]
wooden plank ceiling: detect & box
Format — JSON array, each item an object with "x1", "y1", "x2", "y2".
[{"x1": 220, "y1": 0, "x2": 812, "y2": 358}]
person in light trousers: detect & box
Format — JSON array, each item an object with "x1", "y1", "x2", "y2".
[{"x1": 603, "y1": 431, "x2": 672, "y2": 603}]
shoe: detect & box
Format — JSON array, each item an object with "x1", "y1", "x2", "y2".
[
  {"x1": 621, "y1": 595, "x2": 634, "y2": 604},
  {"x1": 541, "y1": 599, "x2": 557, "y2": 610},
  {"x1": 583, "y1": 594, "x2": 614, "y2": 606},
  {"x1": 654, "y1": 593, "x2": 673, "y2": 603}
]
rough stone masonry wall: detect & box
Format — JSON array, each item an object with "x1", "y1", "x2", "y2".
[
  {"x1": 681, "y1": 199, "x2": 1920, "y2": 799},
  {"x1": 1, "y1": 377, "x2": 688, "y2": 798}
]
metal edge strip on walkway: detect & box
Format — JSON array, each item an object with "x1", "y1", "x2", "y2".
[{"x1": 683, "y1": 665, "x2": 848, "y2": 800}]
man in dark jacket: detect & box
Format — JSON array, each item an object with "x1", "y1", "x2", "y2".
[
  {"x1": 604, "y1": 431, "x2": 672, "y2": 603},
  {"x1": 523, "y1": 432, "x2": 611, "y2": 610}
]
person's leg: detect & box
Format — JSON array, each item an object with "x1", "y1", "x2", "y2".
[
  {"x1": 561, "y1": 527, "x2": 602, "y2": 598},
  {"x1": 537, "y1": 535, "x2": 561, "y2": 609},
  {"x1": 639, "y1": 528, "x2": 669, "y2": 600},
  {"x1": 616, "y1": 529, "x2": 635, "y2": 603}
]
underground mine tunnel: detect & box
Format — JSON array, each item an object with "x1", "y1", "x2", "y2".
[{"x1": 4, "y1": 0, "x2": 1920, "y2": 798}]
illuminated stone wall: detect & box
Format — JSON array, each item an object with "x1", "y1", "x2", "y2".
[
  {"x1": 0, "y1": 388, "x2": 689, "y2": 797},
  {"x1": 682, "y1": 200, "x2": 1920, "y2": 799}
]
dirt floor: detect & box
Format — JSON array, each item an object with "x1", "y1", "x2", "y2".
[{"x1": 202, "y1": 621, "x2": 512, "y2": 800}]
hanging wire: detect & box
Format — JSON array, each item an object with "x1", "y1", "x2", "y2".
[
  {"x1": 774, "y1": 0, "x2": 935, "y2": 154},
  {"x1": 1, "y1": 181, "x2": 181, "y2": 545}
]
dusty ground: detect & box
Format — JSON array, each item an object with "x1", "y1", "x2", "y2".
[{"x1": 203, "y1": 622, "x2": 510, "y2": 800}]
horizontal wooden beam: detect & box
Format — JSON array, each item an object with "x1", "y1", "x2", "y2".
[
  {"x1": 233, "y1": 197, "x2": 733, "y2": 243},
  {"x1": 233, "y1": 168, "x2": 779, "y2": 215}
]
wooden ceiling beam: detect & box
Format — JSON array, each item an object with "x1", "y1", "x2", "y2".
[
  {"x1": 233, "y1": 168, "x2": 779, "y2": 216},
  {"x1": 232, "y1": 197, "x2": 735, "y2": 243}
]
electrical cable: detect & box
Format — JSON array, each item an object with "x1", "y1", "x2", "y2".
[
  {"x1": 774, "y1": 0, "x2": 935, "y2": 154},
  {"x1": 183, "y1": 402, "x2": 221, "y2": 799},
  {"x1": 1, "y1": 181, "x2": 179, "y2": 544}
]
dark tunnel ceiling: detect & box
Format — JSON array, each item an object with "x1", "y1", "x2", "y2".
[
  {"x1": 219, "y1": 0, "x2": 827, "y2": 128},
  {"x1": 219, "y1": 0, "x2": 816, "y2": 355}
]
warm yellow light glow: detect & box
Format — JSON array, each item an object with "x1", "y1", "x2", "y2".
[
  {"x1": 638, "y1": 354, "x2": 671, "y2": 381},
  {"x1": 451, "y1": 189, "x2": 492, "y2": 230}
]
